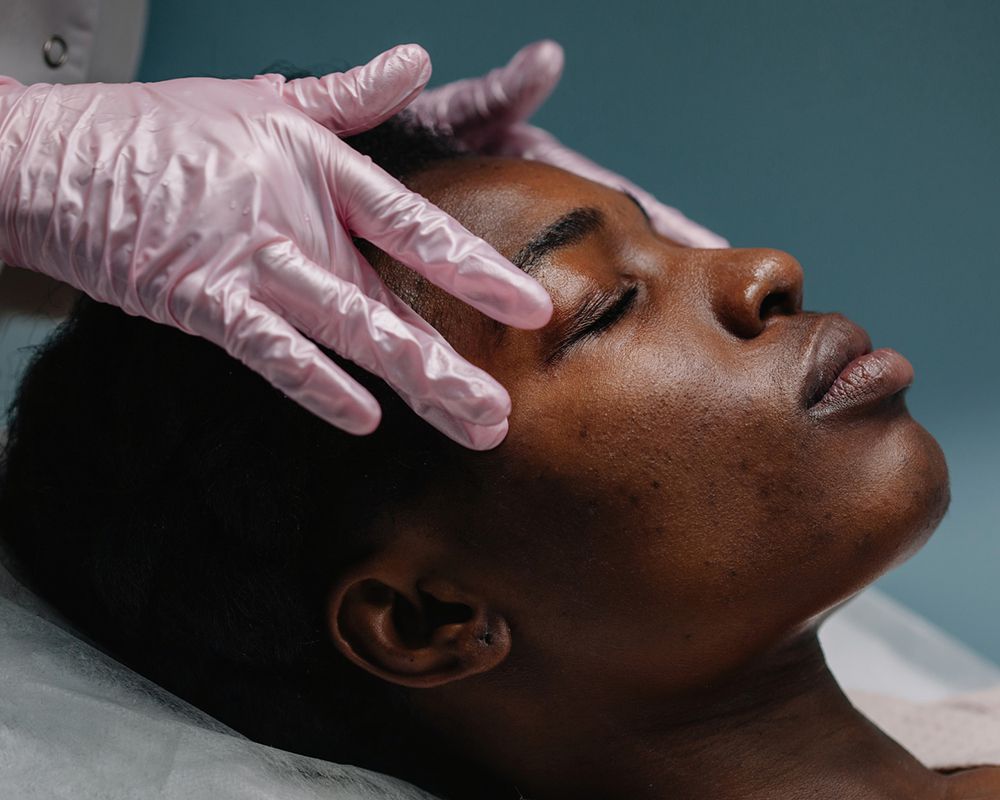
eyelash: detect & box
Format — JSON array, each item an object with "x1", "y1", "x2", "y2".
[{"x1": 548, "y1": 284, "x2": 640, "y2": 363}]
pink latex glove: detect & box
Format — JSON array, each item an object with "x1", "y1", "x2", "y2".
[
  {"x1": 0, "y1": 44, "x2": 552, "y2": 451},
  {"x1": 411, "y1": 40, "x2": 729, "y2": 249}
]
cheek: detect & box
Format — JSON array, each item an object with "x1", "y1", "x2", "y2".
[
  {"x1": 489, "y1": 343, "x2": 781, "y2": 664},
  {"x1": 495, "y1": 339, "x2": 949, "y2": 685},
  {"x1": 614, "y1": 362, "x2": 950, "y2": 631},
  {"x1": 795, "y1": 411, "x2": 950, "y2": 575}
]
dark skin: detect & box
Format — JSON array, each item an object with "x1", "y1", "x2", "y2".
[{"x1": 326, "y1": 158, "x2": 998, "y2": 798}]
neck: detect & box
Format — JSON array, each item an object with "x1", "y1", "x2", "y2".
[{"x1": 483, "y1": 634, "x2": 951, "y2": 800}]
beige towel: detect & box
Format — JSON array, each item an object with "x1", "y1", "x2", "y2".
[{"x1": 850, "y1": 686, "x2": 1000, "y2": 770}]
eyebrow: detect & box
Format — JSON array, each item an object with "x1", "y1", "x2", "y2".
[
  {"x1": 512, "y1": 207, "x2": 606, "y2": 276},
  {"x1": 488, "y1": 195, "x2": 644, "y2": 344}
]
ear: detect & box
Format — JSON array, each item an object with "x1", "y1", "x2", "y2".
[{"x1": 328, "y1": 555, "x2": 511, "y2": 689}]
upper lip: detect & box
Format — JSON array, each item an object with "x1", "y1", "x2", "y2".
[{"x1": 801, "y1": 315, "x2": 873, "y2": 408}]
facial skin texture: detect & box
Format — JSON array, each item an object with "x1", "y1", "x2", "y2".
[{"x1": 327, "y1": 159, "x2": 994, "y2": 798}]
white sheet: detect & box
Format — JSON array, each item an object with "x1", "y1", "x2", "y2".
[
  {"x1": 0, "y1": 591, "x2": 437, "y2": 800},
  {"x1": 820, "y1": 589, "x2": 1000, "y2": 702}
]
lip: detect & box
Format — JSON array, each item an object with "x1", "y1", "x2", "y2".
[{"x1": 802, "y1": 316, "x2": 914, "y2": 417}]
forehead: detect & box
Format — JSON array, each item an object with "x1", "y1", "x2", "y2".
[{"x1": 406, "y1": 156, "x2": 634, "y2": 259}]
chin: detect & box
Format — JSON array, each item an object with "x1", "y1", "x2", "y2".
[
  {"x1": 786, "y1": 414, "x2": 949, "y2": 639},
  {"x1": 802, "y1": 402, "x2": 950, "y2": 612},
  {"x1": 867, "y1": 408, "x2": 950, "y2": 573}
]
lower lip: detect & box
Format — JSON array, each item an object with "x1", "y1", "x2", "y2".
[{"x1": 809, "y1": 348, "x2": 914, "y2": 417}]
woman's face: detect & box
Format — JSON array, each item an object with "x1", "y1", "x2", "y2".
[{"x1": 361, "y1": 156, "x2": 949, "y2": 707}]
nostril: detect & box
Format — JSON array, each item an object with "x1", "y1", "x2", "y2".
[{"x1": 759, "y1": 290, "x2": 794, "y2": 322}]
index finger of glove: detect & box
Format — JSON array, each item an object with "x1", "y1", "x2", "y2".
[
  {"x1": 334, "y1": 146, "x2": 553, "y2": 329},
  {"x1": 272, "y1": 43, "x2": 432, "y2": 136}
]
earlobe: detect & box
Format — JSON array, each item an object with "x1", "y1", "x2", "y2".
[{"x1": 327, "y1": 565, "x2": 511, "y2": 689}]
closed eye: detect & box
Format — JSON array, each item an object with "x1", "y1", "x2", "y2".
[{"x1": 547, "y1": 284, "x2": 640, "y2": 365}]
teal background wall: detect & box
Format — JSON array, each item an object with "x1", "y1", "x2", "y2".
[{"x1": 4, "y1": 1, "x2": 999, "y2": 658}]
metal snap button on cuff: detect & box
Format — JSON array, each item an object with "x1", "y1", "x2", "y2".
[{"x1": 43, "y1": 35, "x2": 69, "y2": 69}]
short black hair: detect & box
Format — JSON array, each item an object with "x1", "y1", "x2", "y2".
[{"x1": 0, "y1": 116, "x2": 512, "y2": 798}]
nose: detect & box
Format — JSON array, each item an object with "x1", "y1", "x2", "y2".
[{"x1": 708, "y1": 249, "x2": 804, "y2": 339}]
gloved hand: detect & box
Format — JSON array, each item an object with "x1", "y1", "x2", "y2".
[
  {"x1": 0, "y1": 45, "x2": 552, "y2": 451},
  {"x1": 411, "y1": 40, "x2": 729, "y2": 249}
]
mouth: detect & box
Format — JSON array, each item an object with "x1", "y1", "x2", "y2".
[{"x1": 803, "y1": 315, "x2": 915, "y2": 416}]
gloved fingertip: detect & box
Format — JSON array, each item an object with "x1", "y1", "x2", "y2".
[
  {"x1": 472, "y1": 420, "x2": 510, "y2": 450},
  {"x1": 479, "y1": 381, "x2": 514, "y2": 425},
  {"x1": 517, "y1": 40, "x2": 565, "y2": 82},
  {"x1": 383, "y1": 43, "x2": 432, "y2": 89},
  {"x1": 336, "y1": 404, "x2": 382, "y2": 436},
  {"x1": 0, "y1": 75, "x2": 26, "y2": 92},
  {"x1": 471, "y1": 277, "x2": 553, "y2": 330},
  {"x1": 317, "y1": 44, "x2": 433, "y2": 135},
  {"x1": 502, "y1": 279, "x2": 554, "y2": 330},
  {"x1": 314, "y1": 379, "x2": 383, "y2": 436},
  {"x1": 463, "y1": 418, "x2": 510, "y2": 451},
  {"x1": 489, "y1": 41, "x2": 564, "y2": 125}
]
